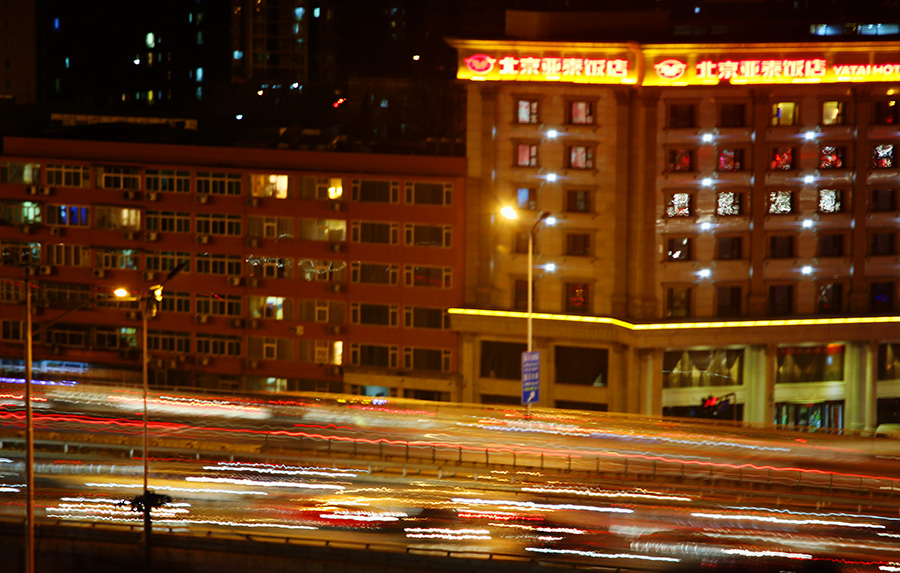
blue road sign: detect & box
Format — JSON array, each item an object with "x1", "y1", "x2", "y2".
[{"x1": 521, "y1": 351, "x2": 540, "y2": 405}]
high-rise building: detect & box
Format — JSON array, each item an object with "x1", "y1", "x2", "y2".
[
  {"x1": 0, "y1": 131, "x2": 465, "y2": 398},
  {"x1": 449, "y1": 12, "x2": 900, "y2": 431}
]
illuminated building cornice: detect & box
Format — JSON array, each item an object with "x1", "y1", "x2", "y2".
[{"x1": 449, "y1": 39, "x2": 900, "y2": 86}]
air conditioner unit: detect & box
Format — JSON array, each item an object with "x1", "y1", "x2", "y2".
[
  {"x1": 247, "y1": 197, "x2": 259, "y2": 207},
  {"x1": 93, "y1": 269, "x2": 106, "y2": 279},
  {"x1": 196, "y1": 194, "x2": 209, "y2": 204},
  {"x1": 329, "y1": 283, "x2": 344, "y2": 293},
  {"x1": 328, "y1": 366, "x2": 342, "y2": 377},
  {"x1": 51, "y1": 227, "x2": 64, "y2": 236},
  {"x1": 231, "y1": 318, "x2": 244, "y2": 328},
  {"x1": 245, "y1": 359, "x2": 259, "y2": 370},
  {"x1": 327, "y1": 324, "x2": 343, "y2": 335},
  {"x1": 198, "y1": 355, "x2": 210, "y2": 366},
  {"x1": 329, "y1": 201, "x2": 343, "y2": 212},
  {"x1": 196, "y1": 314, "x2": 209, "y2": 324},
  {"x1": 248, "y1": 319, "x2": 259, "y2": 329},
  {"x1": 142, "y1": 271, "x2": 156, "y2": 281},
  {"x1": 329, "y1": 242, "x2": 344, "y2": 253},
  {"x1": 39, "y1": 186, "x2": 52, "y2": 196},
  {"x1": 247, "y1": 277, "x2": 259, "y2": 288},
  {"x1": 228, "y1": 276, "x2": 243, "y2": 287},
  {"x1": 39, "y1": 265, "x2": 53, "y2": 276},
  {"x1": 123, "y1": 190, "x2": 140, "y2": 201},
  {"x1": 146, "y1": 232, "x2": 158, "y2": 242},
  {"x1": 197, "y1": 235, "x2": 210, "y2": 245},
  {"x1": 291, "y1": 325, "x2": 304, "y2": 335},
  {"x1": 126, "y1": 310, "x2": 140, "y2": 320},
  {"x1": 26, "y1": 185, "x2": 38, "y2": 195},
  {"x1": 246, "y1": 238, "x2": 258, "y2": 248},
  {"x1": 124, "y1": 231, "x2": 138, "y2": 240},
  {"x1": 146, "y1": 191, "x2": 159, "y2": 202}
]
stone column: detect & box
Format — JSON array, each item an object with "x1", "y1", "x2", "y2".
[
  {"x1": 640, "y1": 348, "x2": 663, "y2": 416},
  {"x1": 845, "y1": 341, "x2": 877, "y2": 431}
]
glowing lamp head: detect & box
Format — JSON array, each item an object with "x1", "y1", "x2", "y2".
[
  {"x1": 802, "y1": 219, "x2": 813, "y2": 228},
  {"x1": 701, "y1": 178, "x2": 712, "y2": 187},
  {"x1": 801, "y1": 266, "x2": 813, "y2": 275},
  {"x1": 546, "y1": 173, "x2": 557, "y2": 183},
  {"x1": 698, "y1": 268, "x2": 711, "y2": 278},
  {"x1": 547, "y1": 129, "x2": 558, "y2": 139},
  {"x1": 805, "y1": 131, "x2": 816, "y2": 141},
  {"x1": 500, "y1": 206, "x2": 518, "y2": 220},
  {"x1": 804, "y1": 175, "x2": 815, "y2": 184},
  {"x1": 702, "y1": 133, "x2": 713, "y2": 143},
  {"x1": 544, "y1": 263, "x2": 556, "y2": 272},
  {"x1": 545, "y1": 216, "x2": 557, "y2": 226},
  {"x1": 700, "y1": 222, "x2": 712, "y2": 231},
  {"x1": 113, "y1": 288, "x2": 129, "y2": 298}
]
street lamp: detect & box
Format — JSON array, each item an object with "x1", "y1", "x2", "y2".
[
  {"x1": 114, "y1": 261, "x2": 184, "y2": 567},
  {"x1": 501, "y1": 208, "x2": 555, "y2": 414}
]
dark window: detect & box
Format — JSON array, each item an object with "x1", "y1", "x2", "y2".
[
  {"x1": 669, "y1": 104, "x2": 695, "y2": 128},
  {"x1": 823, "y1": 101, "x2": 846, "y2": 125},
  {"x1": 566, "y1": 190, "x2": 590, "y2": 213},
  {"x1": 770, "y1": 147, "x2": 794, "y2": 170},
  {"x1": 871, "y1": 282, "x2": 895, "y2": 313},
  {"x1": 411, "y1": 182, "x2": 446, "y2": 205},
  {"x1": 411, "y1": 348, "x2": 443, "y2": 372},
  {"x1": 819, "y1": 145, "x2": 846, "y2": 169},
  {"x1": 667, "y1": 237, "x2": 692, "y2": 261},
  {"x1": 513, "y1": 279, "x2": 533, "y2": 311},
  {"x1": 359, "y1": 345, "x2": 390, "y2": 367},
  {"x1": 359, "y1": 180, "x2": 391, "y2": 202},
  {"x1": 873, "y1": 144, "x2": 896, "y2": 169},
  {"x1": 770, "y1": 235, "x2": 795, "y2": 258},
  {"x1": 514, "y1": 230, "x2": 530, "y2": 254},
  {"x1": 717, "y1": 149, "x2": 745, "y2": 171},
  {"x1": 480, "y1": 340, "x2": 526, "y2": 380},
  {"x1": 872, "y1": 232, "x2": 895, "y2": 255},
  {"x1": 817, "y1": 283, "x2": 844, "y2": 314},
  {"x1": 720, "y1": 103, "x2": 746, "y2": 127},
  {"x1": 566, "y1": 233, "x2": 591, "y2": 256},
  {"x1": 408, "y1": 307, "x2": 445, "y2": 329},
  {"x1": 716, "y1": 286, "x2": 742, "y2": 318},
  {"x1": 668, "y1": 149, "x2": 693, "y2": 172},
  {"x1": 769, "y1": 284, "x2": 794, "y2": 316},
  {"x1": 872, "y1": 189, "x2": 896, "y2": 212},
  {"x1": 666, "y1": 287, "x2": 691, "y2": 318},
  {"x1": 555, "y1": 401, "x2": 608, "y2": 412},
  {"x1": 717, "y1": 236, "x2": 743, "y2": 260},
  {"x1": 555, "y1": 346, "x2": 608, "y2": 386},
  {"x1": 565, "y1": 282, "x2": 589, "y2": 314},
  {"x1": 516, "y1": 187, "x2": 537, "y2": 210},
  {"x1": 819, "y1": 233, "x2": 845, "y2": 257},
  {"x1": 874, "y1": 100, "x2": 898, "y2": 125},
  {"x1": 359, "y1": 303, "x2": 392, "y2": 326}
]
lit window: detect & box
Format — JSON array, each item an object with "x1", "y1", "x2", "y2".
[
  {"x1": 873, "y1": 144, "x2": 896, "y2": 169},
  {"x1": 666, "y1": 193, "x2": 692, "y2": 217},
  {"x1": 874, "y1": 100, "x2": 898, "y2": 125},
  {"x1": 565, "y1": 283, "x2": 590, "y2": 314},
  {"x1": 666, "y1": 237, "x2": 692, "y2": 261},
  {"x1": 668, "y1": 149, "x2": 693, "y2": 172},
  {"x1": 517, "y1": 144, "x2": 538, "y2": 167},
  {"x1": 819, "y1": 145, "x2": 845, "y2": 169},
  {"x1": 771, "y1": 102, "x2": 797, "y2": 126},
  {"x1": 770, "y1": 147, "x2": 794, "y2": 170},
  {"x1": 516, "y1": 187, "x2": 536, "y2": 210},
  {"x1": 517, "y1": 99, "x2": 538, "y2": 124},
  {"x1": 716, "y1": 191, "x2": 743, "y2": 216},
  {"x1": 768, "y1": 190, "x2": 793, "y2": 214},
  {"x1": 570, "y1": 101, "x2": 593, "y2": 124},
  {"x1": 818, "y1": 283, "x2": 844, "y2": 314},
  {"x1": 568, "y1": 146, "x2": 594, "y2": 169},
  {"x1": 822, "y1": 101, "x2": 845, "y2": 125},
  {"x1": 717, "y1": 148, "x2": 744, "y2": 171},
  {"x1": 818, "y1": 189, "x2": 843, "y2": 213}
]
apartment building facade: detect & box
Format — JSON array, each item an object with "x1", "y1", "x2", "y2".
[
  {"x1": 449, "y1": 37, "x2": 900, "y2": 431},
  {"x1": 0, "y1": 136, "x2": 465, "y2": 399}
]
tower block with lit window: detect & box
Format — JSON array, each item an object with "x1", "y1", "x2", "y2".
[{"x1": 449, "y1": 35, "x2": 900, "y2": 431}]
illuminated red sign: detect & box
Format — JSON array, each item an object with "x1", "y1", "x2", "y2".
[{"x1": 654, "y1": 59, "x2": 688, "y2": 80}]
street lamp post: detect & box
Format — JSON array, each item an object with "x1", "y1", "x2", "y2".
[
  {"x1": 501, "y1": 208, "x2": 554, "y2": 415},
  {"x1": 23, "y1": 276, "x2": 34, "y2": 573}
]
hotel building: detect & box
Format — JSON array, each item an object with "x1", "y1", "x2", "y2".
[
  {"x1": 449, "y1": 35, "x2": 900, "y2": 431},
  {"x1": 0, "y1": 135, "x2": 465, "y2": 399}
]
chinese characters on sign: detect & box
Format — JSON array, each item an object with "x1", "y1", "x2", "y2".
[{"x1": 463, "y1": 53, "x2": 631, "y2": 83}]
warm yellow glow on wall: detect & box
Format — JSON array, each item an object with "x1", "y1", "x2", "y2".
[{"x1": 448, "y1": 308, "x2": 900, "y2": 332}]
